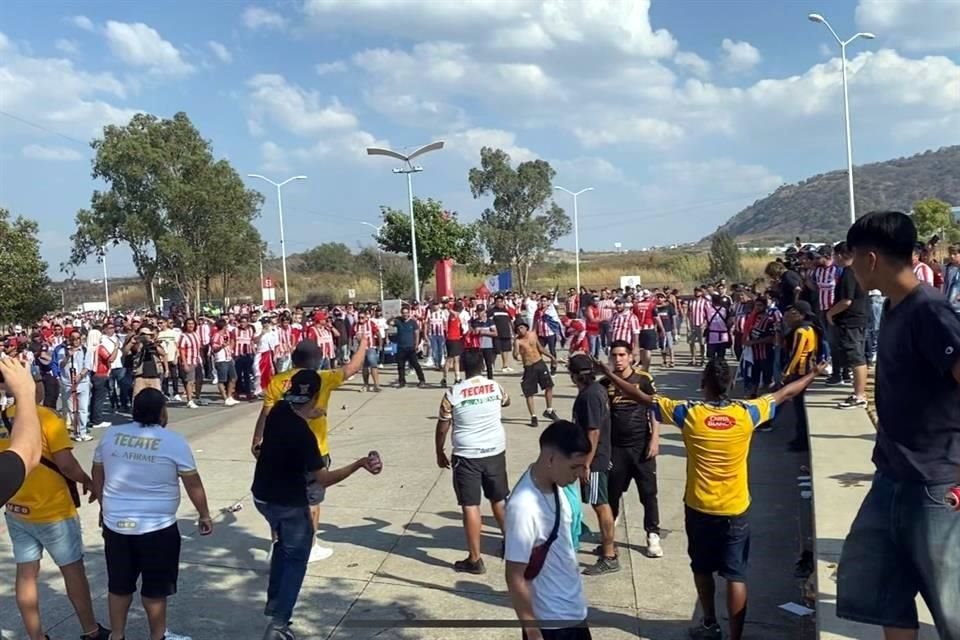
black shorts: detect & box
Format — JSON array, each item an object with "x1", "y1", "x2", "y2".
[
  {"x1": 452, "y1": 452, "x2": 509, "y2": 506},
  {"x1": 179, "y1": 364, "x2": 198, "y2": 384},
  {"x1": 581, "y1": 470, "x2": 609, "y2": 506},
  {"x1": 685, "y1": 506, "x2": 750, "y2": 582},
  {"x1": 446, "y1": 339, "x2": 464, "y2": 358},
  {"x1": 495, "y1": 337, "x2": 513, "y2": 354},
  {"x1": 103, "y1": 523, "x2": 181, "y2": 598},
  {"x1": 833, "y1": 324, "x2": 866, "y2": 368},
  {"x1": 521, "y1": 360, "x2": 554, "y2": 397},
  {"x1": 638, "y1": 329, "x2": 658, "y2": 351}
]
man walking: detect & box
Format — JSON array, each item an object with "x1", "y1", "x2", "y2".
[
  {"x1": 513, "y1": 320, "x2": 560, "y2": 428},
  {"x1": 434, "y1": 350, "x2": 511, "y2": 575},
  {"x1": 390, "y1": 306, "x2": 426, "y2": 388}
]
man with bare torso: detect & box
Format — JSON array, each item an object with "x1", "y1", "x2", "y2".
[{"x1": 513, "y1": 320, "x2": 559, "y2": 428}]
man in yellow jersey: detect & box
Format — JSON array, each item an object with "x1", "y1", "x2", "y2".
[
  {"x1": 1, "y1": 402, "x2": 111, "y2": 640},
  {"x1": 251, "y1": 337, "x2": 367, "y2": 562},
  {"x1": 596, "y1": 357, "x2": 824, "y2": 640}
]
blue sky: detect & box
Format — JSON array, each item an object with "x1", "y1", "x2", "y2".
[{"x1": 1, "y1": 0, "x2": 958, "y2": 279}]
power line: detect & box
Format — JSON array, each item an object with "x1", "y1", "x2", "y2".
[{"x1": 0, "y1": 109, "x2": 91, "y2": 147}]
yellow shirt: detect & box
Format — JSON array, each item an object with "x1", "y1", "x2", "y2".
[
  {"x1": 654, "y1": 394, "x2": 776, "y2": 516},
  {"x1": 0, "y1": 406, "x2": 78, "y2": 524},
  {"x1": 263, "y1": 368, "x2": 344, "y2": 455},
  {"x1": 784, "y1": 324, "x2": 818, "y2": 377}
]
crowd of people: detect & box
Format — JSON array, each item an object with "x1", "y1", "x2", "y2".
[{"x1": 0, "y1": 210, "x2": 958, "y2": 640}]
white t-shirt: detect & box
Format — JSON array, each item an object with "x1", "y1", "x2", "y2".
[
  {"x1": 258, "y1": 328, "x2": 279, "y2": 355},
  {"x1": 158, "y1": 328, "x2": 180, "y2": 363},
  {"x1": 504, "y1": 470, "x2": 587, "y2": 626},
  {"x1": 101, "y1": 334, "x2": 124, "y2": 370},
  {"x1": 93, "y1": 422, "x2": 197, "y2": 535},
  {"x1": 373, "y1": 317, "x2": 388, "y2": 339},
  {"x1": 439, "y1": 376, "x2": 508, "y2": 458}
]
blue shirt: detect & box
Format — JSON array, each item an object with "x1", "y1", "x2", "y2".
[{"x1": 392, "y1": 318, "x2": 419, "y2": 349}]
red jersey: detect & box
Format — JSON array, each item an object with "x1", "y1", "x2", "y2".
[
  {"x1": 584, "y1": 305, "x2": 601, "y2": 337},
  {"x1": 446, "y1": 313, "x2": 463, "y2": 341},
  {"x1": 633, "y1": 300, "x2": 656, "y2": 330},
  {"x1": 610, "y1": 311, "x2": 639, "y2": 344},
  {"x1": 178, "y1": 331, "x2": 203, "y2": 365},
  {"x1": 566, "y1": 318, "x2": 588, "y2": 353},
  {"x1": 353, "y1": 320, "x2": 380, "y2": 347}
]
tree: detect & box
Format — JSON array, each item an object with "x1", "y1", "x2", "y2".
[
  {"x1": 468, "y1": 147, "x2": 571, "y2": 291},
  {"x1": 382, "y1": 265, "x2": 413, "y2": 299},
  {"x1": 67, "y1": 112, "x2": 263, "y2": 307},
  {"x1": 298, "y1": 242, "x2": 355, "y2": 274},
  {"x1": 0, "y1": 209, "x2": 58, "y2": 325},
  {"x1": 912, "y1": 198, "x2": 954, "y2": 242},
  {"x1": 377, "y1": 198, "x2": 476, "y2": 292},
  {"x1": 708, "y1": 231, "x2": 742, "y2": 281}
]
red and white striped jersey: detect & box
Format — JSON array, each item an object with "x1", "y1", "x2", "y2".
[
  {"x1": 211, "y1": 329, "x2": 233, "y2": 360},
  {"x1": 565, "y1": 296, "x2": 579, "y2": 315},
  {"x1": 198, "y1": 322, "x2": 212, "y2": 346},
  {"x1": 178, "y1": 331, "x2": 203, "y2": 365},
  {"x1": 610, "y1": 311, "x2": 640, "y2": 343},
  {"x1": 632, "y1": 300, "x2": 656, "y2": 330},
  {"x1": 234, "y1": 326, "x2": 255, "y2": 355},
  {"x1": 914, "y1": 262, "x2": 934, "y2": 285},
  {"x1": 535, "y1": 310, "x2": 555, "y2": 338},
  {"x1": 290, "y1": 323, "x2": 303, "y2": 345},
  {"x1": 598, "y1": 299, "x2": 616, "y2": 322},
  {"x1": 353, "y1": 319, "x2": 380, "y2": 346},
  {"x1": 277, "y1": 325, "x2": 294, "y2": 354},
  {"x1": 688, "y1": 296, "x2": 709, "y2": 327},
  {"x1": 427, "y1": 310, "x2": 448, "y2": 336},
  {"x1": 813, "y1": 264, "x2": 841, "y2": 311}
]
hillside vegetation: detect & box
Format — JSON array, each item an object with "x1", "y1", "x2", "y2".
[{"x1": 717, "y1": 146, "x2": 960, "y2": 241}]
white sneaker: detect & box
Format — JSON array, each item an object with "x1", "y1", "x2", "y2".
[
  {"x1": 93, "y1": 421, "x2": 112, "y2": 429},
  {"x1": 163, "y1": 630, "x2": 193, "y2": 640},
  {"x1": 308, "y1": 545, "x2": 334, "y2": 562},
  {"x1": 187, "y1": 401, "x2": 199, "y2": 409},
  {"x1": 821, "y1": 363, "x2": 833, "y2": 377},
  {"x1": 646, "y1": 532, "x2": 664, "y2": 558},
  {"x1": 225, "y1": 397, "x2": 238, "y2": 406},
  {"x1": 173, "y1": 394, "x2": 183, "y2": 402},
  {"x1": 502, "y1": 367, "x2": 515, "y2": 373},
  {"x1": 71, "y1": 433, "x2": 94, "y2": 442}
]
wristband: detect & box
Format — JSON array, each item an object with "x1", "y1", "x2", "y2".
[{"x1": 947, "y1": 486, "x2": 960, "y2": 511}]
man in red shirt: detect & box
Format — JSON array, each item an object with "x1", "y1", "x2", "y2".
[
  {"x1": 633, "y1": 292, "x2": 663, "y2": 372},
  {"x1": 354, "y1": 310, "x2": 382, "y2": 392}
]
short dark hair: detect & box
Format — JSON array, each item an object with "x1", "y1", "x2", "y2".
[
  {"x1": 609, "y1": 340, "x2": 632, "y2": 352},
  {"x1": 460, "y1": 349, "x2": 484, "y2": 378},
  {"x1": 701, "y1": 359, "x2": 732, "y2": 398},
  {"x1": 132, "y1": 388, "x2": 166, "y2": 426},
  {"x1": 833, "y1": 241, "x2": 849, "y2": 256},
  {"x1": 539, "y1": 419, "x2": 591, "y2": 457},
  {"x1": 845, "y1": 211, "x2": 915, "y2": 266}
]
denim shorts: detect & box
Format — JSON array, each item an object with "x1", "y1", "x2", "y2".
[
  {"x1": 685, "y1": 506, "x2": 750, "y2": 582},
  {"x1": 837, "y1": 472, "x2": 960, "y2": 636},
  {"x1": 363, "y1": 348, "x2": 379, "y2": 368},
  {"x1": 5, "y1": 513, "x2": 83, "y2": 566}
]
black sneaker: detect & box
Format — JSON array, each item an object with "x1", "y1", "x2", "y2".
[
  {"x1": 261, "y1": 622, "x2": 296, "y2": 640},
  {"x1": 794, "y1": 550, "x2": 814, "y2": 579},
  {"x1": 787, "y1": 440, "x2": 810, "y2": 453},
  {"x1": 417, "y1": 381, "x2": 428, "y2": 389},
  {"x1": 530, "y1": 415, "x2": 539, "y2": 428},
  {"x1": 824, "y1": 376, "x2": 844, "y2": 386},
  {"x1": 583, "y1": 555, "x2": 620, "y2": 575},
  {"x1": 543, "y1": 409, "x2": 560, "y2": 422},
  {"x1": 441, "y1": 378, "x2": 448, "y2": 388},
  {"x1": 453, "y1": 557, "x2": 486, "y2": 574},
  {"x1": 837, "y1": 395, "x2": 867, "y2": 410},
  {"x1": 81, "y1": 623, "x2": 111, "y2": 640},
  {"x1": 687, "y1": 621, "x2": 722, "y2": 639}
]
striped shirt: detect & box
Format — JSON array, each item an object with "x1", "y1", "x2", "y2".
[
  {"x1": 610, "y1": 311, "x2": 640, "y2": 343},
  {"x1": 813, "y1": 264, "x2": 841, "y2": 311},
  {"x1": 277, "y1": 325, "x2": 294, "y2": 354},
  {"x1": 748, "y1": 310, "x2": 777, "y2": 360},
  {"x1": 598, "y1": 299, "x2": 616, "y2": 322},
  {"x1": 913, "y1": 262, "x2": 934, "y2": 285},
  {"x1": 353, "y1": 319, "x2": 380, "y2": 346},
  {"x1": 305, "y1": 325, "x2": 336, "y2": 358},
  {"x1": 211, "y1": 329, "x2": 233, "y2": 362},
  {"x1": 427, "y1": 310, "x2": 448, "y2": 337},
  {"x1": 234, "y1": 326, "x2": 255, "y2": 355},
  {"x1": 565, "y1": 296, "x2": 579, "y2": 315},
  {"x1": 535, "y1": 310, "x2": 556, "y2": 338},
  {"x1": 688, "y1": 297, "x2": 709, "y2": 327},
  {"x1": 178, "y1": 331, "x2": 203, "y2": 365},
  {"x1": 198, "y1": 322, "x2": 212, "y2": 346}
]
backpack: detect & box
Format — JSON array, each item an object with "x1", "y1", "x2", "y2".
[{"x1": 1, "y1": 409, "x2": 81, "y2": 508}]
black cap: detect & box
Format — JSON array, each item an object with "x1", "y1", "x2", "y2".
[
  {"x1": 787, "y1": 300, "x2": 814, "y2": 318},
  {"x1": 292, "y1": 340, "x2": 321, "y2": 360},
  {"x1": 284, "y1": 370, "x2": 321, "y2": 405},
  {"x1": 816, "y1": 245, "x2": 832, "y2": 257},
  {"x1": 568, "y1": 353, "x2": 595, "y2": 374}
]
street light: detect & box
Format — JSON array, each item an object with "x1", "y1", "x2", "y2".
[
  {"x1": 360, "y1": 221, "x2": 385, "y2": 302},
  {"x1": 366, "y1": 141, "x2": 445, "y2": 302},
  {"x1": 808, "y1": 12, "x2": 876, "y2": 225},
  {"x1": 554, "y1": 186, "x2": 594, "y2": 291},
  {"x1": 247, "y1": 173, "x2": 308, "y2": 306},
  {"x1": 98, "y1": 246, "x2": 110, "y2": 315}
]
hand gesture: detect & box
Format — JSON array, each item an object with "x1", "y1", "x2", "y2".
[
  {"x1": 362, "y1": 454, "x2": 383, "y2": 475},
  {"x1": 646, "y1": 437, "x2": 660, "y2": 460},
  {"x1": 198, "y1": 517, "x2": 214, "y2": 536},
  {"x1": 815, "y1": 360, "x2": 831, "y2": 376},
  {"x1": 436, "y1": 450, "x2": 450, "y2": 469},
  {"x1": 0, "y1": 357, "x2": 35, "y2": 398}
]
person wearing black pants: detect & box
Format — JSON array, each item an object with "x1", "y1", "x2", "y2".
[
  {"x1": 90, "y1": 372, "x2": 110, "y2": 427},
  {"x1": 236, "y1": 353, "x2": 255, "y2": 397},
  {"x1": 391, "y1": 306, "x2": 426, "y2": 388}
]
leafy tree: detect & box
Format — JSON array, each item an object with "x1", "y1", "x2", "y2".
[
  {"x1": 708, "y1": 231, "x2": 742, "y2": 281},
  {"x1": 382, "y1": 265, "x2": 413, "y2": 299},
  {"x1": 298, "y1": 242, "x2": 355, "y2": 274},
  {"x1": 377, "y1": 197, "x2": 476, "y2": 292},
  {"x1": 912, "y1": 198, "x2": 953, "y2": 242},
  {"x1": 67, "y1": 112, "x2": 263, "y2": 307},
  {"x1": 468, "y1": 147, "x2": 571, "y2": 291},
  {"x1": 0, "y1": 209, "x2": 58, "y2": 325}
]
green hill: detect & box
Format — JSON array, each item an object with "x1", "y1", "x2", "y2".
[{"x1": 716, "y1": 145, "x2": 960, "y2": 242}]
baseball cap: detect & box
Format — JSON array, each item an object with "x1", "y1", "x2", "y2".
[
  {"x1": 787, "y1": 300, "x2": 814, "y2": 318},
  {"x1": 567, "y1": 353, "x2": 595, "y2": 374},
  {"x1": 816, "y1": 245, "x2": 832, "y2": 257},
  {"x1": 284, "y1": 369, "x2": 321, "y2": 405},
  {"x1": 292, "y1": 340, "x2": 321, "y2": 360}
]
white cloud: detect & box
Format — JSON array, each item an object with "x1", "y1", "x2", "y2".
[
  {"x1": 554, "y1": 156, "x2": 625, "y2": 183},
  {"x1": 363, "y1": 89, "x2": 467, "y2": 130},
  {"x1": 242, "y1": 6, "x2": 287, "y2": 30},
  {"x1": 818, "y1": 43, "x2": 833, "y2": 58},
  {"x1": 674, "y1": 51, "x2": 710, "y2": 78},
  {"x1": 489, "y1": 23, "x2": 555, "y2": 52},
  {"x1": 246, "y1": 73, "x2": 357, "y2": 135},
  {"x1": 315, "y1": 61, "x2": 347, "y2": 75},
  {"x1": 70, "y1": 15, "x2": 94, "y2": 31},
  {"x1": 856, "y1": 0, "x2": 960, "y2": 51},
  {"x1": 721, "y1": 38, "x2": 761, "y2": 72},
  {"x1": 0, "y1": 32, "x2": 9, "y2": 52},
  {"x1": 104, "y1": 21, "x2": 194, "y2": 76},
  {"x1": 573, "y1": 118, "x2": 685, "y2": 149},
  {"x1": 22, "y1": 144, "x2": 84, "y2": 161},
  {"x1": 55, "y1": 39, "x2": 79, "y2": 55},
  {"x1": 208, "y1": 40, "x2": 232, "y2": 63},
  {"x1": 258, "y1": 130, "x2": 389, "y2": 171},
  {"x1": 443, "y1": 128, "x2": 537, "y2": 164}
]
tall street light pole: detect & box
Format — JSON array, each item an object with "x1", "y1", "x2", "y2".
[
  {"x1": 248, "y1": 174, "x2": 308, "y2": 306},
  {"x1": 808, "y1": 13, "x2": 876, "y2": 225},
  {"x1": 554, "y1": 186, "x2": 594, "y2": 292},
  {"x1": 360, "y1": 221, "x2": 385, "y2": 303},
  {"x1": 366, "y1": 141, "x2": 445, "y2": 303}
]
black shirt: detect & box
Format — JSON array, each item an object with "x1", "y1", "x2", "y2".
[
  {"x1": 779, "y1": 270, "x2": 803, "y2": 309},
  {"x1": 832, "y1": 267, "x2": 866, "y2": 328},
  {"x1": 0, "y1": 450, "x2": 26, "y2": 505},
  {"x1": 601, "y1": 369, "x2": 656, "y2": 448},
  {"x1": 393, "y1": 318, "x2": 418, "y2": 349},
  {"x1": 491, "y1": 308, "x2": 513, "y2": 339},
  {"x1": 572, "y1": 380, "x2": 611, "y2": 472},
  {"x1": 655, "y1": 304, "x2": 675, "y2": 333},
  {"x1": 251, "y1": 402, "x2": 325, "y2": 506},
  {"x1": 874, "y1": 285, "x2": 960, "y2": 482}
]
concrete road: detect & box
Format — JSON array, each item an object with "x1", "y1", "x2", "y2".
[{"x1": 1, "y1": 361, "x2": 817, "y2": 640}]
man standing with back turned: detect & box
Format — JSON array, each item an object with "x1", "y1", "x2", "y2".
[{"x1": 837, "y1": 211, "x2": 960, "y2": 640}]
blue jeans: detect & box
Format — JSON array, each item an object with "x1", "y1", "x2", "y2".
[
  {"x1": 837, "y1": 473, "x2": 960, "y2": 637},
  {"x1": 429, "y1": 334, "x2": 445, "y2": 369},
  {"x1": 255, "y1": 501, "x2": 314, "y2": 626},
  {"x1": 865, "y1": 294, "x2": 884, "y2": 362},
  {"x1": 588, "y1": 335, "x2": 601, "y2": 359}
]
